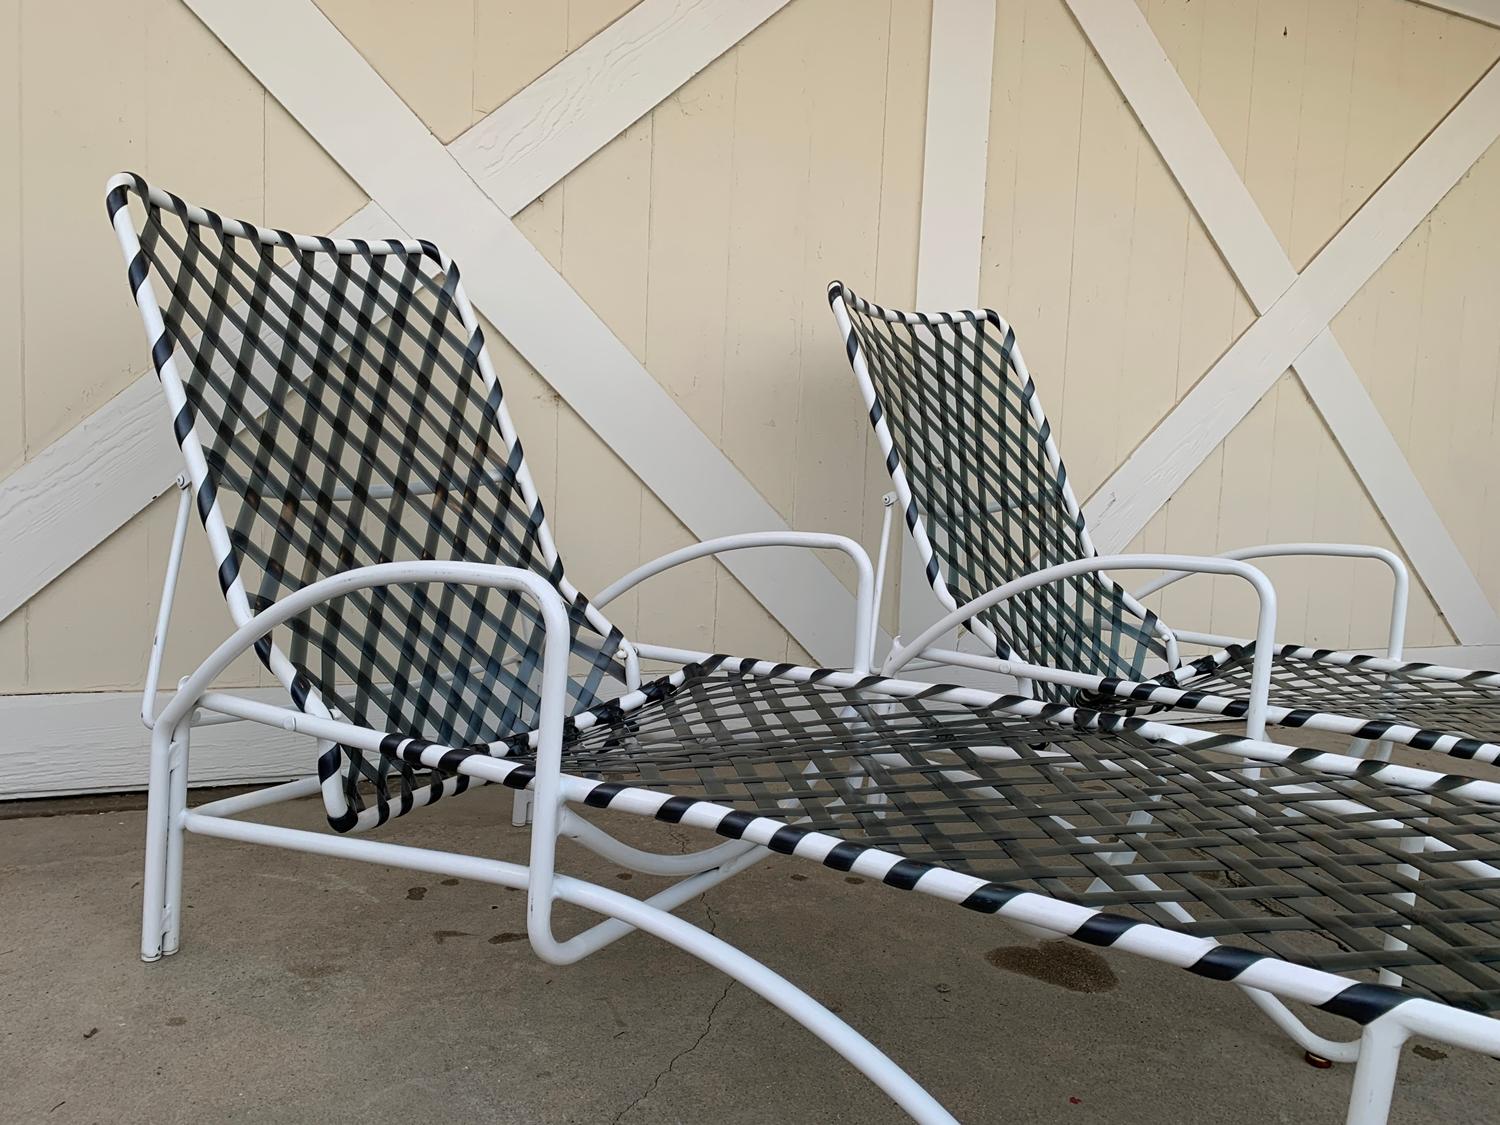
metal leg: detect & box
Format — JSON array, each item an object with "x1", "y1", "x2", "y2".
[
  {"x1": 161, "y1": 724, "x2": 190, "y2": 955},
  {"x1": 1379, "y1": 825, "x2": 1424, "y2": 988},
  {"x1": 1240, "y1": 987, "x2": 1361, "y2": 1065},
  {"x1": 1343, "y1": 737, "x2": 1394, "y2": 764},
  {"x1": 183, "y1": 809, "x2": 959, "y2": 1125},
  {"x1": 511, "y1": 788, "x2": 532, "y2": 827},
  {"x1": 1344, "y1": 1017, "x2": 1409, "y2": 1125},
  {"x1": 139, "y1": 722, "x2": 176, "y2": 962}
]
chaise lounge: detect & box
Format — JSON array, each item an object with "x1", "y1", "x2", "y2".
[{"x1": 108, "y1": 176, "x2": 1500, "y2": 1124}]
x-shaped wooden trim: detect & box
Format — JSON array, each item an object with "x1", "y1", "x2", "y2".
[
  {"x1": 1068, "y1": 0, "x2": 1500, "y2": 643},
  {"x1": 1, "y1": 0, "x2": 895, "y2": 666}
]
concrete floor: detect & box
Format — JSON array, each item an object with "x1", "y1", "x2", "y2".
[{"x1": 2, "y1": 785, "x2": 1496, "y2": 1124}]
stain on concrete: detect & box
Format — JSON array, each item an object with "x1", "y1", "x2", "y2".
[
  {"x1": 616, "y1": 872, "x2": 633, "y2": 881},
  {"x1": 439, "y1": 878, "x2": 460, "y2": 886},
  {"x1": 985, "y1": 940, "x2": 1119, "y2": 993},
  {"x1": 82, "y1": 1028, "x2": 98, "y2": 1039},
  {"x1": 488, "y1": 932, "x2": 526, "y2": 945},
  {"x1": 1414, "y1": 1045, "x2": 1448, "y2": 1061},
  {"x1": 790, "y1": 873, "x2": 808, "y2": 882},
  {"x1": 845, "y1": 876, "x2": 865, "y2": 885},
  {"x1": 406, "y1": 886, "x2": 427, "y2": 901},
  {"x1": 432, "y1": 930, "x2": 472, "y2": 944},
  {"x1": 165, "y1": 1016, "x2": 187, "y2": 1027}
]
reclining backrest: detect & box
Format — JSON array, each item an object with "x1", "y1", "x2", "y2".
[
  {"x1": 108, "y1": 173, "x2": 627, "y2": 830},
  {"x1": 828, "y1": 282, "x2": 1167, "y2": 698}
]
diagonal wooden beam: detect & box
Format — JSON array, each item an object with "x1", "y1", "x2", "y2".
[
  {"x1": 914, "y1": 0, "x2": 994, "y2": 311},
  {"x1": 1411, "y1": 0, "x2": 1500, "y2": 27},
  {"x1": 453, "y1": 0, "x2": 792, "y2": 217},
  {"x1": 183, "y1": 0, "x2": 867, "y2": 667},
  {"x1": 900, "y1": 0, "x2": 996, "y2": 652},
  {"x1": 0, "y1": 0, "x2": 793, "y2": 628},
  {"x1": 1069, "y1": 0, "x2": 1500, "y2": 640}
]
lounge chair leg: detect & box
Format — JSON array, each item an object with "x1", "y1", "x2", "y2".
[
  {"x1": 552, "y1": 873, "x2": 959, "y2": 1124},
  {"x1": 512, "y1": 788, "x2": 532, "y2": 827},
  {"x1": 140, "y1": 722, "x2": 177, "y2": 962},
  {"x1": 161, "y1": 725, "x2": 190, "y2": 956},
  {"x1": 1344, "y1": 1017, "x2": 1408, "y2": 1125},
  {"x1": 1240, "y1": 987, "x2": 1361, "y2": 1065},
  {"x1": 1344, "y1": 736, "x2": 1395, "y2": 764},
  {"x1": 184, "y1": 810, "x2": 960, "y2": 1124}
]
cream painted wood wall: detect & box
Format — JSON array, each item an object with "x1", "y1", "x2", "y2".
[
  {"x1": 1, "y1": 0, "x2": 1498, "y2": 705},
  {"x1": 0, "y1": 0, "x2": 927, "y2": 695},
  {"x1": 984, "y1": 0, "x2": 1500, "y2": 654}
]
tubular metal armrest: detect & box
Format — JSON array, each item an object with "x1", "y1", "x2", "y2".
[
  {"x1": 141, "y1": 561, "x2": 576, "y2": 966},
  {"x1": 596, "y1": 532, "x2": 877, "y2": 675},
  {"x1": 1129, "y1": 542, "x2": 1409, "y2": 660},
  {"x1": 154, "y1": 561, "x2": 574, "y2": 738},
  {"x1": 882, "y1": 554, "x2": 1278, "y2": 738}
]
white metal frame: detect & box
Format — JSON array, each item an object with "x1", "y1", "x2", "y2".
[
  {"x1": 137, "y1": 540, "x2": 1500, "y2": 1124},
  {"x1": 1130, "y1": 543, "x2": 1410, "y2": 661},
  {"x1": 883, "y1": 553, "x2": 1277, "y2": 736},
  {"x1": 829, "y1": 277, "x2": 1500, "y2": 1080},
  {"x1": 139, "y1": 559, "x2": 949, "y2": 1122}
]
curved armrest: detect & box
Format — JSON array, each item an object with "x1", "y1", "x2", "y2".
[
  {"x1": 883, "y1": 554, "x2": 1278, "y2": 738},
  {"x1": 596, "y1": 532, "x2": 876, "y2": 674},
  {"x1": 155, "y1": 562, "x2": 575, "y2": 749},
  {"x1": 1130, "y1": 543, "x2": 1408, "y2": 659}
]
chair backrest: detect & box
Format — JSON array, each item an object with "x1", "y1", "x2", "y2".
[
  {"x1": 108, "y1": 173, "x2": 628, "y2": 831},
  {"x1": 828, "y1": 282, "x2": 1167, "y2": 697}
]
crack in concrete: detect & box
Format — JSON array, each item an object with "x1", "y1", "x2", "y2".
[{"x1": 610, "y1": 903, "x2": 732, "y2": 1124}]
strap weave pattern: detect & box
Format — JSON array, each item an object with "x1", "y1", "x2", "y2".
[
  {"x1": 1155, "y1": 645, "x2": 1500, "y2": 746},
  {"x1": 556, "y1": 660, "x2": 1500, "y2": 1012},
  {"x1": 835, "y1": 287, "x2": 1166, "y2": 698},
  {"x1": 121, "y1": 180, "x2": 624, "y2": 827}
]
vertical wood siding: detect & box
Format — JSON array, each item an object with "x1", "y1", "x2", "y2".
[{"x1": 2, "y1": 0, "x2": 1498, "y2": 698}]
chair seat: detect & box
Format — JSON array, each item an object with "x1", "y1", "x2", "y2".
[
  {"x1": 505, "y1": 659, "x2": 1500, "y2": 1014},
  {"x1": 1105, "y1": 644, "x2": 1500, "y2": 753}
]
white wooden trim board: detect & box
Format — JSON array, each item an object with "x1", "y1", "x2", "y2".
[
  {"x1": 0, "y1": 688, "x2": 306, "y2": 800},
  {"x1": 902, "y1": 0, "x2": 997, "y2": 641},
  {"x1": 1412, "y1": 0, "x2": 1500, "y2": 27}
]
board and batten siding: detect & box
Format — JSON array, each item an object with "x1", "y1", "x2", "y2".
[
  {"x1": 0, "y1": 0, "x2": 928, "y2": 702},
  {"x1": 980, "y1": 0, "x2": 1500, "y2": 653},
  {"x1": 1, "y1": 0, "x2": 1499, "y2": 798}
]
